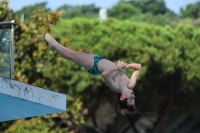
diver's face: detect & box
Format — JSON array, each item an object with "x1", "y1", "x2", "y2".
[
  {"x1": 125, "y1": 90, "x2": 135, "y2": 106},
  {"x1": 127, "y1": 96, "x2": 135, "y2": 106},
  {"x1": 120, "y1": 89, "x2": 135, "y2": 105}
]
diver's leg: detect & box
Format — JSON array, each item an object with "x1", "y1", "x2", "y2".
[{"x1": 44, "y1": 33, "x2": 95, "y2": 70}]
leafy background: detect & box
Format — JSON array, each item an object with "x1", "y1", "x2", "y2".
[{"x1": 0, "y1": 0, "x2": 200, "y2": 132}]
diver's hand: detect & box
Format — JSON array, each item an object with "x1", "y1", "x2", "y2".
[{"x1": 116, "y1": 60, "x2": 127, "y2": 69}]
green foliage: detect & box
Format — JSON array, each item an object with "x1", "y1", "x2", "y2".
[
  {"x1": 14, "y1": 7, "x2": 60, "y2": 84},
  {"x1": 57, "y1": 4, "x2": 100, "y2": 19},
  {"x1": 0, "y1": 0, "x2": 15, "y2": 21},
  {"x1": 180, "y1": 1, "x2": 200, "y2": 19},
  {"x1": 50, "y1": 18, "x2": 200, "y2": 117},
  {"x1": 15, "y1": 2, "x2": 51, "y2": 22},
  {"x1": 175, "y1": 24, "x2": 200, "y2": 86},
  {"x1": 11, "y1": 7, "x2": 88, "y2": 132},
  {"x1": 4, "y1": 117, "x2": 52, "y2": 133},
  {"x1": 130, "y1": 13, "x2": 171, "y2": 26},
  {"x1": 1, "y1": 0, "x2": 200, "y2": 132},
  {"x1": 170, "y1": 18, "x2": 200, "y2": 28},
  {"x1": 4, "y1": 117, "x2": 70, "y2": 133},
  {"x1": 1, "y1": 3, "x2": 83, "y2": 132},
  {"x1": 127, "y1": 0, "x2": 168, "y2": 15},
  {"x1": 108, "y1": 1, "x2": 141, "y2": 20},
  {"x1": 61, "y1": 98, "x2": 88, "y2": 126},
  {"x1": 107, "y1": 0, "x2": 177, "y2": 26}
]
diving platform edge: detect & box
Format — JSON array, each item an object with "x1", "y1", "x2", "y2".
[{"x1": 0, "y1": 76, "x2": 67, "y2": 122}]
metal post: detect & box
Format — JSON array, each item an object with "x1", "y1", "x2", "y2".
[{"x1": 10, "y1": 20, "x2": 16, "y2": 79}]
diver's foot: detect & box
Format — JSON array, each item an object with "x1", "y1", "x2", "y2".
[{"x1": 44, "y1": 33, "x2": 57, "y2": 51}]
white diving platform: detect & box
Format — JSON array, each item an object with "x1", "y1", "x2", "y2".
[{"x1": 0, "y1": 76, "x2": 66, "y2": 122}]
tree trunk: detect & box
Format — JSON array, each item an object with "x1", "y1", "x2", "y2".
[
  {"x1": 152, "y1": 76, "x2": 175, "y2": 133},
  {"x1": 161, "y1": 82, "x2": 175, "y2": 133}
]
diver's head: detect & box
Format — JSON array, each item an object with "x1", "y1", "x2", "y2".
[{"x1": 117, "y1": 89, "x2": 137, "y2": 115}]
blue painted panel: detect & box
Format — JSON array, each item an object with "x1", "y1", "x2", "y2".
[{"x1": 0, "y1": 93, "x2": 64, "y2": 122}]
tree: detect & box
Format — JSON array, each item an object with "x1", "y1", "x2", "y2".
[
  {"x1": 1, "y1": 0, "x2": 200, "y2": 132},
  {"x1": 57, "y1": 4, "x2": 100, "y2": 19},
  {"x1": 130, "y1": 13, "x2": 171, "y2": 26},
  {"x1": 15, "y1": 2, "x2": 51, "y2": 22},
  {"x1": 180, "y1": 1, "x2": 200, "y2": 19},
  {"x1": 0, "y1": 0, "x2": 65, "y2": 132},
  {"x1": 0, "y1": 0, "x2": 15, "y2": 21},
  {"x1": 41, "y1": 18, "x2": 200, "y2": 132},
  {"x1": 108, "y1": 0, "x2": 177, "y2": 25},
  {"x1": 108, "y1": 1, "x2": 141, "y2": 20},
  {"x1": 126, "y1": 0, "x2": 168, "y2": 15}
]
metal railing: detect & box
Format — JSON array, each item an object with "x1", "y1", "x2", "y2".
[{"x1": 0, "y1": 20, "x2": 16, "y2": 79}]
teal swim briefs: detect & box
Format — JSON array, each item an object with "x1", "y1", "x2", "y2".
[{"x1": 88, "y1": 56, "x2": 103, "y2": 75}]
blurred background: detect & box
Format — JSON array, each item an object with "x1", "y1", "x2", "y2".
[{"x1": 1, "y1": 0, "x2": 200, "y2": 132}]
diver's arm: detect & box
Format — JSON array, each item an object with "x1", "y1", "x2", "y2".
[
  {"x1": 101, "y1": 73, "x2": 119, "y2": 93},
  {"x1": 102, "y1": 65, "x2": 119, "y2": 76},
  {"x1": 103, "y1": 60, "x2": 127, "y2": 75},
  {"x1": 124, "y1": 63, "x2": 142, "y2": 89},
  {"x1": 124, "y1": 63, "x2": 141, "y2": 70}
]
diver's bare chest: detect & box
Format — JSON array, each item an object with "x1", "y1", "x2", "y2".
[{"x1": 111, "y1": 71, "x2": 130, "y2": 85}]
